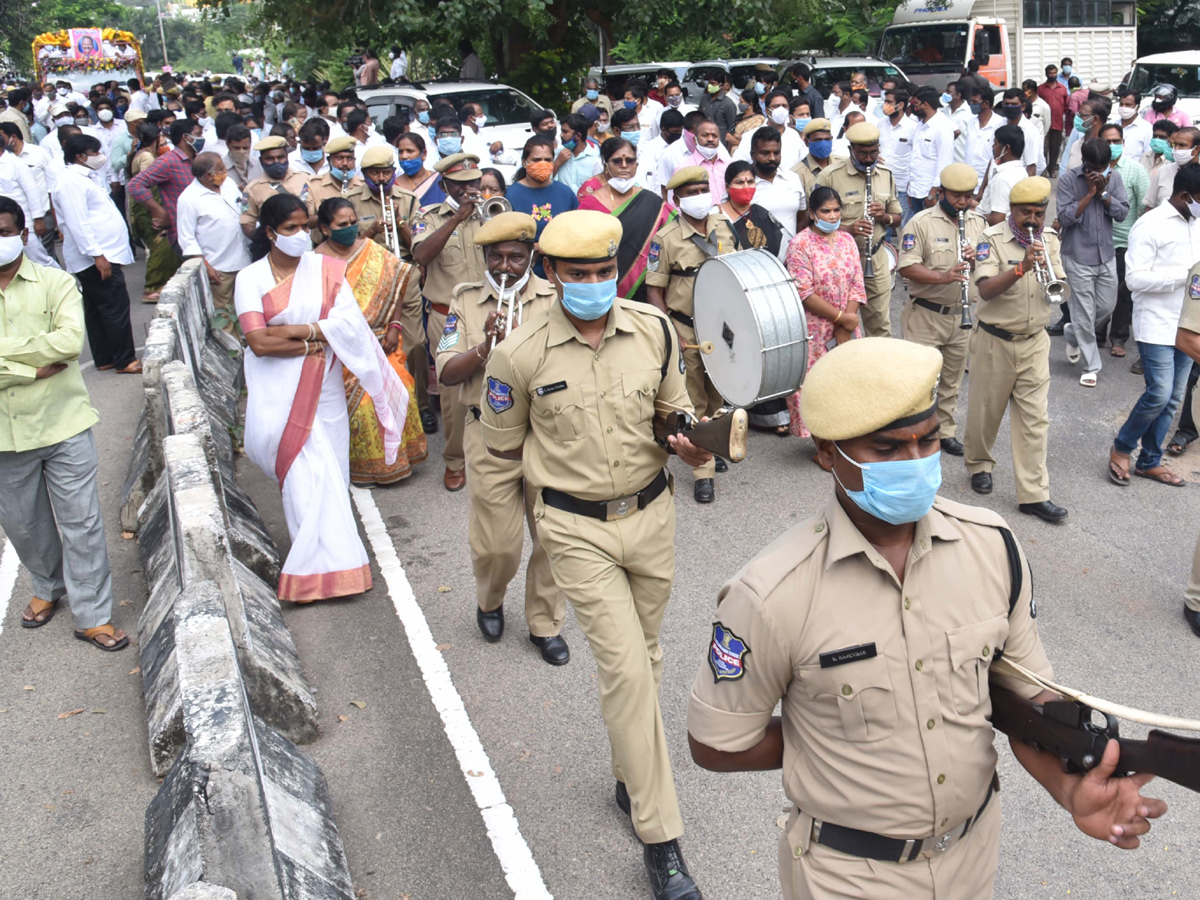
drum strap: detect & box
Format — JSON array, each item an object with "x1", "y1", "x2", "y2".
[{"x1": 656, "y1": 315, "x2": 672, "y2": 383}]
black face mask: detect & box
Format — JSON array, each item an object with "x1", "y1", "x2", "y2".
[
  {"x1": 939, "y1": 197, "x2": 960, "y2": 218},
  {"x1": 664, "y1": 130, "x2": 682, "y2": 144},
  {"x1": 999, "y1": 105, "x2": 1024, "y2": 120}
]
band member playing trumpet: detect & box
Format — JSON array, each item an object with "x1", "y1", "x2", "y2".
[
  {"x1": 412, "y1": 153, "x2": 488, "y2": 491},
  {"x1": 898, "y1": 163, "x2": 987, "y2": 456},
  {"x1": 816, "y1": 122, "x2": 903, "y2": 338},
  {"x1": 646, "y1": 166, "x2": 739, "y2": 504},
  {"x1": 350, "y1": 145, "x2": 419, "y2": 252},
  {"x1": 966, "y1": 176, "x2": 1069, "y2": 523},
  {"x1": 435, "y1": 212, "x2": 567, "y2": 660}
]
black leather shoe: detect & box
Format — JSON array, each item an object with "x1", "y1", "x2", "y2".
[
  {"x1": 1046, "y1": 321, "x2": 1065, "y2": 336},
  {"x1": 476, "y1": 607, "x2": 504, "y2": 642},
  {"x1": 529, "y1": 633, "x2": 570, "y2": 665},
  {"x1": 420, "y1": 408, "x2": 438, "y2": 433},
  {"x1": 714, "y1": 457, "x2": 728, "y2": 473},
  {"x1": 616, "y1": 780, "x2": 632, "y2": 817},
  {"x1": 1185, "y1": 607, "x2": 1200, "y2": 638},
  {"x1": 940, "y1": 437, "x2": 964, "y2": 456},
  {"x1": 970, "y1": 472, "x2": 992, "y2": 494},
  {"x1": 644, "y1": 839, "x2": 703, "y2": 900},
  {"x1": 694, "y1": 478, "x2": 714, "y2": 503},
  {"x1": 1019, "y1": 500, "x2": 1069, "y2": 523}
]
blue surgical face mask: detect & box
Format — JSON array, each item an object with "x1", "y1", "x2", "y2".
[
  {"x1": 1110, "y1": 144, "x2": 1123, "y2": 160},
  {"x1": 755, "y1": 82, "x2": 766, "y2": 96},
  {"x1": 301, "y1": 147, "x2": 324, "y2": 164},
  {"x1": 262, "y1": 160, "x2": 288, "y2": 180},
  {"x1": 814, "y1": 216, "x2": 841, "y2": 234},
  {"x1": 808, "y1": 138, "x2": 833, "y2": 159},
  {"x1": 563, "y1": 137, "x2": 578, "y2": 151},
  {"x1": 417, "y1": 110, "x2": 430, "y2": 125},
  {"x1": 1062, "y1": 65, "x2": 1072, "y2": 75},
  {"x1": 623, "y1": 99, "x2": 638, "y2": 110},
  {"x1": 399, "y1": 157, "x2": 423, "y2": 176},
  {"x1": 834, "y1": 444, "x2": 942, "y2": 525},
  {"x1": 968, "y1": 102, "x2": 982, "y2": 115},
  {"x1": 793, "y1": 117, "x2": 811, "y2": 132},
  {"x1": 586, "y1": 89, "x2": 599, "y2": 101},
  {"x1": 559, "y1": 277, "x2": 617, "y2": 320},
  {"x1": 330, "y1": 166, "x2": 353, "y2": 183},
  {"x1": 941, "y1": 92, "x2": 953, "y2": 105},
  {"x1": 621, "y1": 129, "x2": 641, "y2": 146},
  {"x1": 437, "y1": 136, "x2": 462, "y2": 155}
]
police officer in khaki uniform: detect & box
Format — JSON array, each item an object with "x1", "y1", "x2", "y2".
[
  {"x1": 481, "y1": 210, "x2": 709, "y2": 900},
  {"x1": 435, "y1": 212, "x2": 568, "y2": 662},
  {"x1": 817, "y1": 122, "x2": 903, "y2": 338},
  {"x1": 645, "y1": 165, "x2": 739, "y2": 504},
  {"x1": 305, "y1": 136, "x2": 364, "y2": 225},
  {"x1": 412, "y1": 153, "x2": 487, "y2": 491},
  {"x1": 238, "y1": 135, "x2": 312, "y2": 237},
  {"x1": 687, "y1": 336, "x2": 1168, "y2": 900},
  {"x1": 793, "y1": 118, "x2": 843, "y2": 199},
  {"x1": 350, "y1": 145, "x2": 420, "y2": 250},
  {"x1": 966, "y1": 176, "x2": 1068, "y2": 523},
  {"x1": 898, "y1": 163, "x2": 987, "y2": 456},
  {"x1": 1175, "y1": 260, "x2": 1200, "y2": 637}
]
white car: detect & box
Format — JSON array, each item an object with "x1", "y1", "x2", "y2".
[
  {"x1": 776, "y1": 55, "x2": 910, "y2": 99},
  {"x1": 1124, "y1": 51, "x2": 1200, "y2": 124}
]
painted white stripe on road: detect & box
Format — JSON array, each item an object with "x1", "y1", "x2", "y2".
[
  {"x1": 0, "y1": 540, "x2": 20, "y2": 637},
  {"x1": 351, "y1": 486, "x2": 553, "y2": 900}
]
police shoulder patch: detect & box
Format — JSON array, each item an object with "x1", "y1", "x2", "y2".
[
  {"x1": 901, "y1": 233, "x2": 916, "y2": 251},
  {"x1": 486, "y1": 376, "x2": 513, "y2": 413},
  {"x1": 975, "y1": 242, "x2": 991, "y2": 261},
  {"x1": 708, "y1": 621, "x2": 750, "y2": 683},
  {"x1": 647, "y1": 240, "x2": 661, "y2": 272},
  {"x1": 443, "y1": 314, "x2": 458, "y2": 334},
  {"x1": 412, "y1": 221, "x2": 428, "y2": 235},
  {"x1": 1190, "y1": 274, "x2": 1200, "y2": 300},
  {"x1": 436, "y1": 331, "x2": 460, "y2": 353}
]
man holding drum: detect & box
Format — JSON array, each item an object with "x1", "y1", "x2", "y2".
[
  {"x1": 898, "y1": 163, "x2": 987, "y2": 456},
  {"x1": 817, "y1": 122, "x2": 904, "y2": 338},
  {"x1": 481, "y1": 209, "x2": 709, "y2": 900},
  {"x1": 646, "y1": 165, "x2": 739, "y2": 504}
]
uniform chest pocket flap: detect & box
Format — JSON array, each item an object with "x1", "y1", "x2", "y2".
[
  {"x1": 802, "y1": 655, "x2": 897, "y2": 743},
  {"x1": 537, "y1": 383, "x2": 588, "y2": 442},
  {"x1": 622, "y1": 369, "x2": 659, "y2": 425},
  {"x1": 946, "y1": 615, "x2": 1008, "y2": 716}
]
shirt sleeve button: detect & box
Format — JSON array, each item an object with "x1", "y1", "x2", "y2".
[{"x1": 841, "y1": 684, "x2": 852, "y2": 696}]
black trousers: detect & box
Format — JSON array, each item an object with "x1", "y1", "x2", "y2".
[
  {"x1": 75, "y1": 263, "x2": 136, "y2": 369},
  {"x1": 1097, "y1": 248, "x2": 1131, "y2": 345},
  {"x1": 1173, "y1": 365, "x2": 1200, "y2": 444},
  {"x1": 1046, "y1": 130, "x2": 1063, "y2": 174}
]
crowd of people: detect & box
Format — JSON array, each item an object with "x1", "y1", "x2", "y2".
[{"x1": 0, "y1": 52, "x2": 1196, "y2": 900}]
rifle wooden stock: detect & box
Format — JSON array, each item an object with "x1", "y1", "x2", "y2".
[
  {"x1": 654, "y1": 408, "x2": 748, "y2": 463},
  {"x1": 990, "y1": 684, "x2": 1200, "y2": 793}
]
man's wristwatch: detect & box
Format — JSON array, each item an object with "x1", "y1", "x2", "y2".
[{"x1": 1101, "y1": 190, "x2": 1110, "y2": 201}]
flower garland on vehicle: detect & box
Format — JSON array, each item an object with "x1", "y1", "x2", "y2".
[{"x1": 32, "y1": 29, "x2": 144, "y2": 78}]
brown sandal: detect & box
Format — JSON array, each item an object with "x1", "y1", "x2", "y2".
[
  {"x1": 1110, "y1": 344, "x2": 1126, "y2": 358},
  {"x1": 1108, "y1": 449, "x2": 1130, "y2": 486},
  {"x1": 21, "y1": 596, "x2": 58, "y2": 628},
  {"x1": 74, "y1": 623, "x2": 129, "y2": 651},
  {"x1": 115, "y1": 360, "x2": 143, "y2": 375},
  {"x1": 1134, "y1": 464, "x2": 1186, "y2": 487}
]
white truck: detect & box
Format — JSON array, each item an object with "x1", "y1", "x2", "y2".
[{"x1": 879, "y1": 0, "x2": 1137, "y2": 91}]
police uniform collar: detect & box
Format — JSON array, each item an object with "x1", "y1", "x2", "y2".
[
  {"x1": 679, "y1": 211, "x2": 716, "y2": 238},
  {"x1": 546, "y1": 295, "x2": 633, "y2": 346},
  {"x1": 822, "y1": 491, "x2": 961, "y2": 571}
]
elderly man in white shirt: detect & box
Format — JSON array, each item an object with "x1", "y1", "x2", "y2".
[
  {"x1": 0, "y1": 133, "x2": 58, "y2": 268},
  {"x1": 1109, "y1": 163, "x2": 1200, "y2": 486},
  {"x1": 52, "y1": 132, "x2": 139, "y2": 373},
  {"x1": 176, "y1": 152, "x2": 251, "y2": 331}
]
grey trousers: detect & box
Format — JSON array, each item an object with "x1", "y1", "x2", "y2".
[
  {"x1": 0, "y1": 429, "x2": 114, "y2": 629},
  {"x1": 1063, "y1": 256, "x2": 1118, "y2": 375}
]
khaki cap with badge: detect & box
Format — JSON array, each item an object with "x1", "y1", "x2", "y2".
[
  {"x1": 539, "y1": 209, "x2": 621, "y2": 261},
  {"x1": 325, "y1": 135, "x2": 356, "y2": 155},
  {"x1": 474, "y1": 211, "x2": 538, "y2": 245},
  {"x1": 360, "y1": 145, "x2": 395, "y2": 169},
  {"x1": 254, "y1": 135, "x2": 288, "y2": 152},
  {"x1": 124, "y1": 108, "x2": 148, "y2": 124},
  {"x1": 434, "y1": 152, "x2": 482, "y2": 180},
  {"x1": 940, "y1": 162, "x2": 979, "y2": 192},
  {"x1": 803, "y1": 118, "x2": 832, "y2": 137},
  {"x1": 846, "y1": 122, "x2": 880, "y2": 145},
  {"x1": 666, "y1": 166, "x2": 709, "y2": 191},
  {"x1": 1010, "y1": 176, "x2": 1052, "y2": 206}
]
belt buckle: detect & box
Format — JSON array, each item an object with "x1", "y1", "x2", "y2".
[
  {"x1": 605, "y1": 496, "x2": 634, "y2": 521},
  {"x1": 933, "y1": 833, "x2": 953, "y2": 853}
]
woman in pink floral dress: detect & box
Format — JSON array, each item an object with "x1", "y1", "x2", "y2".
[{"x1": 786, "y1": 185, "x2": 866, "y2": 440}]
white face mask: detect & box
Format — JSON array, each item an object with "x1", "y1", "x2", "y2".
[
  {"x1": 84, "y1": 153, "x2": 107, "y2": 171},
  {"x1": 678, "y1": 192, "x2": 713, "y2": 219},
  {"x1": 1188, "y1": 198, "x2": 1200, "y2": 219},
  {"x1": 607, "y1": 175, "x2": 637, "y2": 192},
  {"x1": 485, "y1": 264, "x2": 531, "y2": 300},
  {"x1": 1175, "y1": 148, "x2": 1195, "y2": 166},
  {"x1": 97, "y1": 109, "x2": 114, "y2": 123},
  {"x1": 769, "y1": 106, "x2": 790, "y2": 126},
  {"x1": 696, "y1": 143, "x2": 719, "y2": 160},
  {"x1": 0, "y1": 234, "x2": 23, "y2": 266},
  {"x1": 54, "y1": 115, "x2": 72, "y2": 127},
  {"x1": 1119, "y1": 105, "x2": 1138, "y2": 120},
  {"x1": 272, "y1": 229, "x2": 311, "y2": 257}
]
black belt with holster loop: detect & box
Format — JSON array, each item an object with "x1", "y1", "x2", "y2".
[
  {"x1": 541, "y1": 469, "x2": 670, "y2": 522},
  {"x1": 668, "y1": 309, "x2": 695, "y2": 329},
  {"x1": 979, "y1": 321, "x2": 1037, "y2": 342},
  {"x1": 913, "y1": 298, "x2": 954, "y2": 315}
]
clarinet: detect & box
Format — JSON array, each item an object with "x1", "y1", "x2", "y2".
[
  {"x1": 863, "y1": 167, "x2": 875, "y2": 278},
  {"x1": 957, "y1": 210, "x2": 972, "y2": 330}
]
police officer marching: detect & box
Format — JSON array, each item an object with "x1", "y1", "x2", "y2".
[
  {"x1": 481, "y1": 210, "x2": 709, "y2": 900},
  {"x1": 687, "y1": 337, "x2": 1168, "y2": 900},
  {"x1": 238, "y1": 135, "x2": 312, "y2": 237},
  {"x1": 646, "y1": 165, "x2": 739, "y2": 504},
  {"x1": 965, "y1": 176, "x2": 1069, "y2": 523},
  {"x1": 306, "y1": 136, "x2": 364, "y2": 225},
  {"x1": 898, "y1": 163, "x2": 987, "y2": 456},
  {"x1": 817, "y1": 122, "x2": 903, "y2": 338},
  {"x1": 435, "y1": 211, "x2": 568, "y2": 664}
]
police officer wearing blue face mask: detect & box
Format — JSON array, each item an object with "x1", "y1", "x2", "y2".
[{"x1": 480, "y1": 209, "x2": 709, "y2": 900}]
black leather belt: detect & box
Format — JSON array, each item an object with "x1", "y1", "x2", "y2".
[
  {"x1": 469, "y1": 406, "x2": 481, "y2": 420},
  {"x1": 913, "y1": 298, "x2": 954, "y2": 315},
  {"x1": 542, "y1": 470, "x2": 669, "y2": 522},
  {"x1": 668, "y1": 309, "x2": 694, "y2": 329},
  {"x1": 802, "y1": 776, "x2": 997, "y2": 864},
  {"x1": 979, "y1": 321, "x2": 1037, "y2": 342}
]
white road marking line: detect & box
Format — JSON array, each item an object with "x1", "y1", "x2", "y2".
[
  {"x1": 79, "y1": 344, "x2": 145, "y2": 373},
  {"x1": 351, "y1": 486, "x2": 553, "y2": 900},
  {"x1": 0, "y1": 540, "x2": 20, "y2": 637}
]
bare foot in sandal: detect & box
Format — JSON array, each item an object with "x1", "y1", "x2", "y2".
[
  {"x1": 21, "y1": 597, "x2": 58, "y2": 628},
  {"x1": 1108, "y1": 448, "x2": 1130, "y2": 486},
  {"x1": 74, "y1": 623, "x2": 129, "y2": 651},
  {"x1": 1134, "y1": 464, "x2": 1186, "y2": 486}
]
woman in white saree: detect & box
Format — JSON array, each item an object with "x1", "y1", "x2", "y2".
[{"x1": 235, "y1": 193, "x2": 409, "y2": 602}]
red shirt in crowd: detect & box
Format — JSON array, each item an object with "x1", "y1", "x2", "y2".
[{"x1": 1037, "y1": 80, "x2": 1069, "y2": 132}]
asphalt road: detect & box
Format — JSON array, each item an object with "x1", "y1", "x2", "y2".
[{"x1": 2, "y1": 253, "x2": 1199, "y2": 900}]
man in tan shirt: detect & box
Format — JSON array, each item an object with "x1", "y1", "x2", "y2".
[
  {"x1": 238, "y1": 135, "x2": 311, "y2": 237},
  {"x1": 481, "y1": 210, "x2": 710, "y2": 900},
  {"x1": 688, "y1": 336, "x2": 1168, "y2": 900},
  {"x1": 305, "y1": 135, "x2": 363, "y2": 226}
]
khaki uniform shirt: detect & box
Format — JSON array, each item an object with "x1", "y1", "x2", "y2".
[
  {"x1": 348, "y1": 182, "x2": 420, "y2": 254},
  {"x1": 899, "y1": 205, "x2": 988, "y2": 306},
  {"x1": 238, "y1": 169, "x2": 312, "y2": 229},
  {"x1": 792, "y1": 155, "x2": 845, "y2": 200},
  {"x1": 435, "y1": 275, "x2": 558, "y2": 408},
  {"x1": 687, "y1": 494, "x2": 1053, "y2": 838},
  {"x1": 816, "y1": 158, "x2": 902, "y2": 261},
  {"x1": 412, "y1": 202, "x2": 486, "y2": 305},
  {"x1": 306, "y1": 171, "x2": 365, "y2": 219},
  {"x1": 644, "y1": 212, "x2": 739, "y2": 318},
  {"x1": 481, "y1": 298, "x2": 694, "y2": 501},
  {"x1": 973, "y1": 222, "x2": 1064, "y2": 335},
  {"x1": 1178, "y1": 260, "x2": 1200, "y2": 333}
]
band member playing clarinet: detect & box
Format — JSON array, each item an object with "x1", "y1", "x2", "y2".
[{"x1": 898, "y1": 163, "x2": 987, "y2": 456}]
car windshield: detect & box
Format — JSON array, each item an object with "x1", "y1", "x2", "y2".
[
  {"x1": 1129, "y1": 63, "x2": 1200, "y2": 98},
  {"x1": 686, "y1": 65, "x2": 727, "y2": 89},
  {"x1": 729, "y1": 64, "x2": 775, "y2": 90},
  {"x1": 426, "y1": 88, "x2": 542, "y2": 126},
  {"x1": 811, "y1": 64, "x2": 903, "y2": 96},
  {"x1": 879, "y1": 25, "x2": 969, "y2": 72}
]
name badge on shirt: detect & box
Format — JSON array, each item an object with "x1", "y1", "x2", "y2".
[
  {"x1": 535, "y1": 381, "x2": 567, "y2": 397},
  {"x1": 819, "y1": 642, "x2": 878, "y2": 669},
  {"x1": 844, "y1": 190, "x2": 860, "y2": 197}
]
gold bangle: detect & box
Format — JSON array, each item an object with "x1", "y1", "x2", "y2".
[
  {"x1": 476, "y1": 343, "x2": 487, "y2": 360},
  {"x1": 834, "y1": 309, "x2": 843, "y2": 325},
  {"x1": 303, "y1": 339, "x2": 310, "y2": 355}
]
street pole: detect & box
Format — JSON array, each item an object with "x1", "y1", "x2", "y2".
[{"x1": 153, "y1": 0, "x2": 169, "y2": 67}]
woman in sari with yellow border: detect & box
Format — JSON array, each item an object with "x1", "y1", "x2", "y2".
[
  {"x1": 235, "y1": 193, "x2": 409, "y2": 603},
  {"x1": 314, "y1": 197, "x2": 427, "y2": 485}
]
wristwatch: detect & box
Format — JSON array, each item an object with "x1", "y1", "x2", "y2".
[{"x1": 1101, "y1": 189, "x2": 1110, "y2": 200}]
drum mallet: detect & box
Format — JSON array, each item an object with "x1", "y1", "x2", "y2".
[{"x1": 682, "y1": 341, "x2": 715, "y2": 354}]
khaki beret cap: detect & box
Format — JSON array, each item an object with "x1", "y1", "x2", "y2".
[
  {"x1": 475, "y1": 211, "x2": 538, "y2": 245},
  {"x1": 846, "y1": 122, "x2": 880, "y2": 144},
  {"x1": 360, "y1": 145, "x2": 395, "y2": 169},
  {"x1": 539, "y1": 210, "x2": 622, "y2": 262},
  {"x1": 325, "y1": 135, "x2": 356, "y2": 155},
  {"x1": 800, "y1": 338, "x2": 943, "y2": 440},
  {"x1": 254, "y1": 135, "x2": 288, "y2": 151},
  {"x1": 433, "y1": 152, "x2": 482, "y2": 180},
  {"x1": 124, "y1": 108, "x2": 148, "y2": 124},
  {"x1": 667, "y1": 165, "x2": 710, "y2": 191},
  {"x1": 803, "y1": 118, "x2": 832, "y2": 137},
  {"x1": 49, "y1": 103, "x2": 70, "y2": 117},
  {"x1": 1010, "y1": 176, "x2": 1052, "y2": 206},
  {"x1": 939, "y1": 163, "x2": 978, "y2": 192}
]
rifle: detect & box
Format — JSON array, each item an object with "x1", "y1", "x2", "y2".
[{"x1": 653, "y1": 407, "x2": 748, "y2": 463}]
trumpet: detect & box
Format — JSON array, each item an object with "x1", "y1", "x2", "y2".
[
  {"x1": 1025, "y1": 226, "x2": 1071, "y2": 304},
  {"x1": 488, "y1": 273, "x2": 513, "y2": 354},
  {"x1": 863, "y1": 166, "x2": 876, "y2": 279},
  {"x1": 473, "y1": 194, "x2": 512, "y2": 221},
  {"x1": 957, "y1": 210, "x2": 972, "y2": 330},
  {"x1": 380, "y1": 194, "x2": 403, "y2": 258}
]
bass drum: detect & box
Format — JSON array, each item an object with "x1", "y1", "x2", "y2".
[{"x1": 692, "y1": 249, "x2": 808, "y2": 408}]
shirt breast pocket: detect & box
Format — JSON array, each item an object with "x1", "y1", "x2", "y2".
[
  {"x1": 537, "y1": 384, "x2": 589, "y2": 443},
  {"x1": 800, "y1": 655, "x2": 897, "y2": 743},
  {"x1": 622, "y1": 369, "x2": 659, "y2": 426},
  {"x1": 439, "y1": 237, "x2": 465, "y2": 271},
  {"x1": 946, "y1": 615, "x2": 1008, "y2": 716}
]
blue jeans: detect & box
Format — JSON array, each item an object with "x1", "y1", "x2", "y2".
[{"x1": 1114, "y1": 342, "x2": 1194, "y2": 470}]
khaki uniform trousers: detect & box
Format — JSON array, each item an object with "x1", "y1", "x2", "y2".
[
  {"x1": 209, "y1": 269, "x2": 240, "y2": 337},
  {"x1": 677, "y1": 319, "x2": 721, "y2": 479},
  {"x1": 462, "y1": 418, "x2": 564, "y2": 636},
  {"x1": 964, "y1": 328, "x2": 1051, "y2": 504},
  {"x1": 535, "y1": 487, "x2": 684, "y2": 845},
  {"x1": 426, "y1": 305, "x2": 466, "y2": 472},
  {"x1": 778, "y1": 791, "x2": 1001, "y2": 900},
  {"x1": 401, "y1": 277, "x2": 429, "y2": 412},
  {"x1": 901, "y1": 301, "x2": 970, "y2": 439},
  {"x1": 859, "y1": 248, "x2": 894, "y2": 339}
]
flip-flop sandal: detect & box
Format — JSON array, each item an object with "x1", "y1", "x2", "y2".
[
  {"x1": 1167, "y1": 435, "x2": 1196, "y2": 456},
  {"x1": 1108, "y1": 454, "x2": 1130, "y2": 486},
  {"x1": 21, "y1": 597, "x2": 58, "y2": 628},
  {"x1": 74, "y1": 624, "x2": 129, "y2": 651},
  {"x1": 1134, "y1": 465, "x2": 1186, "y2": 487},
  {"x1": 1080, "y1": 372, "x2": 1097, "y2": 387},
  {"x1": 1110, "y1": 345, "x2": 1126, "y2": 357},
  {"x1": 775, "y1": 426, "x2": 790, "y2": 437}
]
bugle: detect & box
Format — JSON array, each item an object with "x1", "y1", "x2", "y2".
[{"x1": 1026, "y1": 226, "x2": 1071, "y2": 303}]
